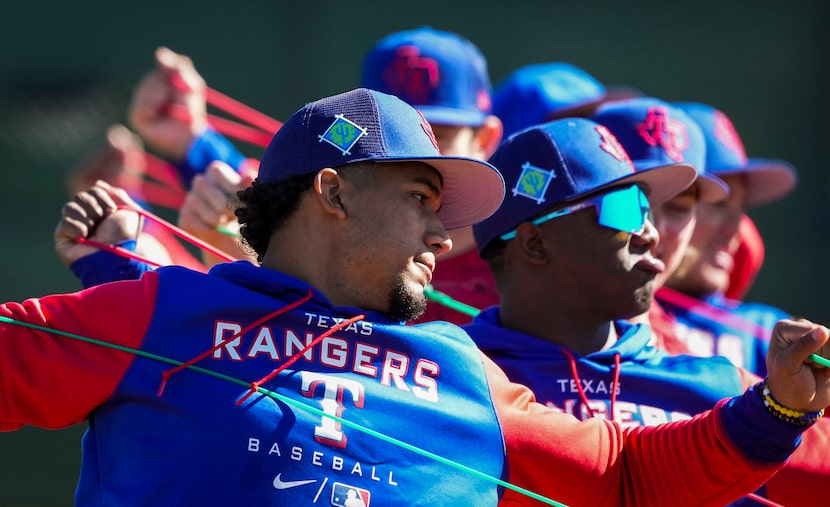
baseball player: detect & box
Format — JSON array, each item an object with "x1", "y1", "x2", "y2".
[
  {"x1": 466, "y1": 113, "x2": 830, "y2": 506},
  {"x1": 588, "y1": 97, "x2": 726, "y2": 354},
  {"x1": 360, "y1": 26, "x2": 504, "y2": 324},
  {"x1": 126, "y1": 34, "x2": 503, "y2": 325},
  {"x1": 659, "y1": 102, "x2": 798, "y2": 376},
  {"x1": 5, "y1": 88, "x2": 828, "y2": 506}
]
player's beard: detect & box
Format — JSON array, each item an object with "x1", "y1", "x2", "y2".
[
  {"x1": 630, "y1": 282, "x2": 655, "y2": 316},
  {"x1": 387, "y1": 280, "x2": 427, "y2": 322}
]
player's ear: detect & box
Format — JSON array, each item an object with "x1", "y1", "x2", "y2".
[
  {"x1": 512, "y1": 223, "x2": 551, "y2": 265},
  {"x1": 313, "y1": 168, "x2": 347, "y2": 220},
  {"x1": 475, "y1": 115, "x2": 504, "y2": 160}
]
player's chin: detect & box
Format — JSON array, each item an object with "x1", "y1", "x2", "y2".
[
  {"x1": 387, "y1": 279, "x2": 428, "y2": 322},
  {"x1": 629, "y1": 283, "x2": 656, "y2": 313}
]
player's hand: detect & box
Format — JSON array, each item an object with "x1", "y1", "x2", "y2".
[
  {"x1": 54, "y1": 180, "x2": 144, "y2": 266},
  {"x1": 66, "y1": 124, "x2": 146, "y2": 195},
  {"x1": 128, "y1": 46, "x2": 209, "y2": 160},
  {"x1": 178, "y1": 160, "x2": 256, "y2": 266},
  {"x1": 765, "y1": 318, "x2": 830, "y2": 413}
]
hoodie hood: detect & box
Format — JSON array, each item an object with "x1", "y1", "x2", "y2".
[
  {"x1": 466, "y1": 307, "x2": 657, "y2": 365},
  {"x1": 465, "y1": 306, "x2": 744, "y2": 422}
]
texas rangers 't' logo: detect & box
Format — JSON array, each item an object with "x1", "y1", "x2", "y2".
[
  {"x1": 382, "y1": 45, "x2": 440, "y2": 104},
  {"x1": 636, "y1": 107, "x2": 688, "y2": 162}
]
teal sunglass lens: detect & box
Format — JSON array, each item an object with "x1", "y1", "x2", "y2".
[{"x1": 596, "y1": 185, "x2": 649, "y2": 233}]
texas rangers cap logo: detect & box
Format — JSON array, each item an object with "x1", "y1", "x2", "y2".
[
  {"x1": 512, "y1": 161, "x2": 556, "y2": 204},
  {"x1": 417, "y1": 110, "x2": 440, "y2": 152},
  {"x1": 382, "y1": 45, "x2": 440, "y2": 104},
  {"x1": 596, "y1": 125, "x2": 634, "y2": 169},
  {"x1": 713, "y1": 109, "x2": 748, "y2": 163},
  {"x1": 636, "y1": 106, "x2": 688, "y2": 162},
  {"x1": 319, "y1": 115, "x2": 367, "y2": 156}
]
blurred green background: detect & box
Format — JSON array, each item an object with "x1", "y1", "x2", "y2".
[{"x1": 0, "y1": 1, "x2": 828, "y2": 504}]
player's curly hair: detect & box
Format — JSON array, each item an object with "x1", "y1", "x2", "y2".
[{"x1": 234, "y1": 172, "x2": 316, "y2": 263}]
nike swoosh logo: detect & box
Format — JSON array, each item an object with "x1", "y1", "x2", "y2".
[{"x1": 273, "y1": 473, "x2": 316, "y2": 490}]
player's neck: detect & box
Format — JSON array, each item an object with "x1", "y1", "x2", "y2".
[{"x1": 500, "y1": 298, "x2": 615, "y2": 356}]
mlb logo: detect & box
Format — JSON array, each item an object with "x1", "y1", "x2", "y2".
[
  {"x1": 319, "y1": 115, "x2": 367, "y2": 156},
  {"x1": 511, "y1": 161, "x2": 556, "y2": 204},
  {"x1": 331, "y1": 482, "x2": 371, "y2": 507}
]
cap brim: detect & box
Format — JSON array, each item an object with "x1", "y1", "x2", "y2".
[
  {"x1": 416, "y1": 105, "x2": 487, "y2": 127},
  {"x1": 547, "y1": 87, "x2": 645, "y2": 121},
  {"x1": 378, "y1": 156, "x2": 505, "y2": 230},
  {"x1": 712, "y1": 158, "x2": 797, "y2": 207},
  {"x1": 584, "y1": 163, "x2": 698, "y2": 206},
  {"x1": 695, "y1": 173, "x2": 730, "y2": 203},
  {"x1": 629, "y1": 162, "x2": 729, "y2": 204},
  {"x1": 603, "y1": 84, "x2": 646, "y2": 101}
]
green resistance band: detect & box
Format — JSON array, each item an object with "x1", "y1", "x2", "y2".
[
  {"x1": 421, "y1": 286, "x2": 830, "y2": 368},
  {"x1": 811, "y1": 353, "x2": 830, "y2": 368},
  {"x1": 0, "y1": 315, "x2": 566, "y2": 507},
  {"x1": 423, "y1": 285, "x2": 481, "y2": 317},
  {"x1": 216, "y1": 225, "x2": 238, "y2": 237}
]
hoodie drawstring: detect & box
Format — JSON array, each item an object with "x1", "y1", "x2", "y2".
[
  {"x1": 560, "y1": 349, "x2": 621, "y2": 422},
  {"x1": 610, "y1": 352, "x2": 620, "y2": 422},
  {"x1": 158, "y1": 289, "x2": 366, "y2": 401}
]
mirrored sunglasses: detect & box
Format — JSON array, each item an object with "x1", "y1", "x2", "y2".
[{"x1": 500, "y1": 184, "x2": 652, "y2": 241}]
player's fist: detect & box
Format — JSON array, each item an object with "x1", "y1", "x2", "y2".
[
  {"x1": 766, "y1": 318, "x2": 830, "y2": 414},
  {"x1": 54, "y1": 180, "x2": 143, "y2": 266},
  {"x1": 128, "y1": 47, "x2": 209, "y2": 160}
]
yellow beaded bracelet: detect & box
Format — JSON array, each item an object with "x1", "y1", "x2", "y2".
[{"x1": 762, "y1": 380, "x2": 825, "y2": 426}]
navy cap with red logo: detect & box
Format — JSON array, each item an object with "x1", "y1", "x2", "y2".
[
  {"x1": 361, "y1": 26, "x2": 492, "y2": 127},
  {"x1": 590, "y1": 97, "x2": 729, "y2": 203}
]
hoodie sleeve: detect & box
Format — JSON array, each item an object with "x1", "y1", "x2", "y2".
[
  {"x1": 731, "y1": 363, "x2": 830, "y2": 505},
  {"x1": 176, "y1": 127, "x2": 247, "y2": 186},
  {"x1": 0, "y1": 272, "x2": 159, "y2": 430},
  {"x1": 764, "y1": 416, "x2": 830, "y2": 506},
  {"x1": 69, "y1": 240, "x2": 154, "y2": 288},
  {"x1": 481, "y1": 353, "x2": 790, "y2": 507}
]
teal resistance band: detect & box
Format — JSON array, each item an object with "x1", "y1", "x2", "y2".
[
  {"x1": 216, "y1": 225, "x2": 238, "y2": 237},
  {"x1": 420, "y1": 287, "x2": 830, "y2": 368},
  {"x1": 423, "y1": 285, "x2": 481, "y2": 318},
  {"x1": 0, "y1": 315, "x2": 566, "y2": 507},
  {"x1": 812, "y1": 353, "x2": 830, "y2": 368}
]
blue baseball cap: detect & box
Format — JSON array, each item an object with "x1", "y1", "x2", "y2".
[
  {"x1": 361, "y1": 26, "x2": 492, "y2": 127},
  {"x1": 492, "y1": 62, "x2": 646, "y2": 138},
  {"x1": 258, "y1": 88, "x2": 505, "y2": 230},
  {"x1": 493, "y1": 62, "x2": 607, "y2": 137},
  {"x1": 473, "y1": 118, "x2": 697, "y2": 254},
  {"x1": 590, "y1": 97, "x2": 729, "y2": 203},
  {"x1": 674, "y1": 102, "x2": 797, "y2": 207}
]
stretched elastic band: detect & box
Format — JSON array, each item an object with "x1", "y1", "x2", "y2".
[{"x1": 0, "y1": 315, "x2": 565, "y2": 507}]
